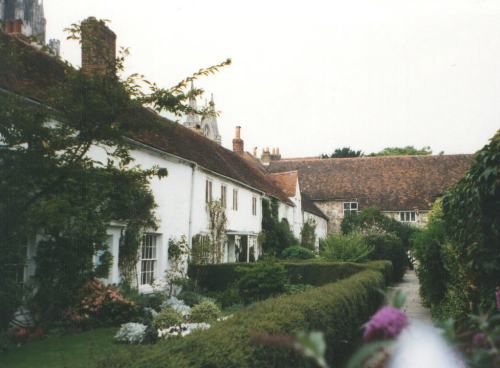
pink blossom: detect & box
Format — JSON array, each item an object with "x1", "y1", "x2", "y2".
[
  {"x1": 363, "y1": 306, "x2": 408, "y2": 342},
  {"x1": 495, "y1": 287, "x2": 500, "y2": 311},
  {"x1": 472, "y1": 332, "x2": 489, "y2": 348}
]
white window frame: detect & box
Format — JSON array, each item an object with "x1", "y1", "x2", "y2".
[
  {"x1": 252, "y1": 196, "x2": 257, "y2": 216},
  {"x1": 233, "y1": 189, "x2": 238, "y2": 211},
  {"x1": 205, "y1": 179, "x2": 213, "y2": 203},
  {"x1": 343, "y1": 201, "x2": 358, "y2": 215},
  {"x1": 221, "y1": 185, "x2": 227, "y2": 208},
  {"x1": 399, "y1": 211, "x2": 417, "y2": 223},
  {"x1": 140, "y1": 233, "x2": 158, "y2": 286}
]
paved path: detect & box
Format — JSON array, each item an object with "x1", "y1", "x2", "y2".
[{"x1": 389, "y1": 269, "x2": 432, "y2": 323}]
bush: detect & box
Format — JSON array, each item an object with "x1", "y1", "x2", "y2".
[
  {"x1": 237, "y1": 261, "x2": 288, "y2": 303},
  {"x1": 103, "y1": 269, "x2": 388, "y2": 368},
  {"x1": 300, "y1": 219, "x2": 316, "y2": 250},
  {"x1": 261, "y1": 198, "x2": 299, "y2": 256},
  {"x1": 321, "y1": 233, "x2": 374, "y2": 262},
  {"x1": 364, "y1": 233, "x2": 407, "y2": 282},
  {"x1": 206, "y1": 287, "x2": 242, "y2": 308},
  {"x1": 152, "y1": 307, "x2": 183, "y2": 330},
  {"x1": 280, "y1": 246, "x2": 315, "y2": 260},
  {"x1": 177, "y1": 291, "x2": 205, "y2": 307},
  {"x1": 115, "y1": 323, "x2": 148, "y2": 344},
  {"x1": 189, "y1": 300, "x2": 221, "y2": 323}
]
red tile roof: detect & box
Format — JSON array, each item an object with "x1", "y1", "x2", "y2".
[
  {"x1": 268, "y1": 155, "x2": 474, "y2": 211},
  {"x1": 269, "y1": 171, "x2": 298, "y2": 197}
]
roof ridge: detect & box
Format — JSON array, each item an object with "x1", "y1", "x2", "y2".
[{"x1": 275, "y1": 153, "x2": 474, "y2": 163}]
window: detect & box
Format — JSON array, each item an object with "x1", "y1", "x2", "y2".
[
  {"x1": 399, "y1": 211, "x2": 417, "y2": 222},
  {"x1": 205, "y1": 179, "x2": 213, "y2": 203},
  {"x1": 221, "y1": 185, "x2": 227, "y2": 208},
  {"x1": 140, "y1": 234, "x2": 158, "y2": 285},
  {"x1": 232, "y1": 189, "x2": 238, "y2": 211},
  {"x1": 252, "y1": 197, "x2": 257, "y2": 216},
  {"x1": 343, "y1": 201, "x2": 358, "y2": 214}
]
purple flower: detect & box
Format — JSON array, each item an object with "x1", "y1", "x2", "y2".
[
  {"x1": 363, "y1": 306, "x2": 408, "y2": 342},
  {"x1": 472, "y1": 332, "x2": 489, "y2": 348},
  {"x1": 496, "y1": 287, "x2": 500, "y2": 311}
]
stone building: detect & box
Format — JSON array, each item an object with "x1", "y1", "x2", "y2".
[
  {"x1": 267, "y1": 155, "x2": 473, "y2": 233},
  {"x1": 0, "y1": 0, "x2": 46, "y2": 43}
]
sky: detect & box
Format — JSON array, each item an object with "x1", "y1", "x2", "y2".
[{"x1": 44, "y1": 0, "x2": 500, "y2": 157}]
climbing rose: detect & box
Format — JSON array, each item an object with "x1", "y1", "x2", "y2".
[{"x1": 363, "y1": 306, "x2": 408, "y2": 342}]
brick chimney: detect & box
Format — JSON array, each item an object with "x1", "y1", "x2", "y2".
[
  {"x1": 81, "y1": 17, "x2": 116, "y2": 75},
  {"x1": 261, "y1": 147, "x2": 271, "y2": 166},
  {"x1": 232, "y1": 126, "x2": 244, "y2": 154}
]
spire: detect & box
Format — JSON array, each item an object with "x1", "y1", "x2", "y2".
[{"x1": 183, "y1": 81, "x2": 201, "y2": 129}]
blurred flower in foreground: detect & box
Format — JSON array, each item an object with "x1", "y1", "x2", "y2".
[
  {"x1": 363, "y1": 306, "x2": 408, "y2": 342},
  {"x1": 389, "y1": 322, "x2": 465, "y2": 368},
  {"x1": 495, "y1": 287, "x2": 500, "y2": 311}
]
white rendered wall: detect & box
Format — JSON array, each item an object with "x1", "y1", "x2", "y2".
[{"x1": 303, "y1": 212, "x2": 328, "y2": 250}]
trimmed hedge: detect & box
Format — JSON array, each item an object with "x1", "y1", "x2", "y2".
[
  {"x1": 188, "y1": 260, "x2": 380, "y2": 292},
  {"x1": 102, "y1": 269, "x2": 388, "y2": 368}
]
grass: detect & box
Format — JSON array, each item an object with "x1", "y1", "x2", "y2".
[{"x1": 0, "y1": 327, "x2": 128, "y2": 368}]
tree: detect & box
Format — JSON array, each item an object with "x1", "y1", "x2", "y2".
[
  {"x1": 0, "y1": 18, "x2": 230, "y2": 326},
  {"x1": 370, "y1": 146, "x2": 433, "y2": 156},
  {"x1": 321, "y1": 147, "x2": 363, "y2": 158}
]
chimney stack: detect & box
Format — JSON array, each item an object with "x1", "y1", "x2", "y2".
[
  {"x1": 232, "y1": 126, "x2": 244, "y2": 154},
  {"x1": 261, "y1": 148, "x2": 271, "y2": 166},
  {"x1": 81, "y1": 17, "x2": 116, "y2": 75}
]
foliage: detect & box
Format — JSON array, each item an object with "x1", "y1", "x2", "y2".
[
  {"x1": 321, "y1": 147, "x2": 363, "y2": 158},
  {"x1": 63, "y1": 279, "x2": 138, "y2": 329},
  {"x1": 321, "y1": 233, "x2": 374, "y2": 262},
  {"x1": 300, "y1": 219, "x2": 317, "y2": 250},
  {"x1": 441, "y1": 130, "x2": 500, "y2": 313},
  {"x1": 189, "y1": 300, "x2": 221, "y2": 323},
  {"x1": 177, "y1": 291, "x2": 205, "y2": 307},
  {"x1": 284, "y1": 283, "x2": 314, "y2": 295},
  {"x1": 0, "y1": 17, "x2": 230, "y2": 327},
  {"x1": 364, "y1": 233, "x2": 407, "y2": 282},
  {"x1": 164, "y1": 236, "x2": 189, "y2": 297},
  {"x1": 261, "y1": 198, "x2": 298, "y2": 256},
  {"x1": 341, "y1": 207, "x2": 416, "y2": 249},
  {"x1": 237, "y1": 261, "x2": 288, "y2": 303},
  {"x1": 151, "y1": 307, "x2": 183, "y2": 330},
  {"x1": 114, "y1": 323, "x2": 148, "y2": 344},
  {"x1": 369, "y1": 145, "x2": 433, "y2": 156},
  {"x1": 206, "y1": 200, "x2": 228, "y2": 264},
  {"x1": 280, "y1": 246, "x2": 316, "y2": 260},
  {"x1": 101, "y1": 269, "x2": 387, "y2": 368}
]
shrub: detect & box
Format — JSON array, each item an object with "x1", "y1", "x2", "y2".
[
  {"x1": 237, "y1": 261, "x2": 288, "y2": 303},
  {"x1": 261, "y1": 198, "x2": 299, "y2": 256},
  {"x1": 364, "y1": 233, "x2": 407, "y2": 282},
  {"x1": 321, "y1": 233, "x2": 374, "y2": 262},
  {"x1": 189, "y1": 300, "x2": 221, "y2": 323},
  {"x1": 207, "y1": 287, "x2": 242, "y2": 308},
  {"x1": 115, "y1": 323, "x2": 148, "y2": 344},
  {"x1": 177, "y1": 291, "x2": 205, "y2": 307},
  {"x1": 300, "y1": 219, "x2": 317, "y2": 250},
  {"x1": 104, "y1": 269, "x2": 388, "y2": 368},
  {"x1": 280, "y1": 246, "x2": 315, "y2": 260},
  {"x1": 152, "y1": 307, "x2": 183, "y2": 330}
]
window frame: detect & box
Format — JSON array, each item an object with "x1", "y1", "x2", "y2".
[
  {"x1": 399, "y1": 211, "x2": 417, "y2": 223},
  {"x1": 232, "y1": 189, "x2": 238, "y2": 211},
  {"x1": 205, "y1": 179, "x2": 213, "y2": 203},
  {"x1": 343, "y1": 201, "x2": 358, "y2": 215},
  {"x1": 140, "y1": 233, "x2": 158, "y2": 286},
  {"x1": 221, "y1": 185, "x2": 227, "y2": 208},
  {"x1": 252, "y1": 196, "x2": 257, "y2": 216}
]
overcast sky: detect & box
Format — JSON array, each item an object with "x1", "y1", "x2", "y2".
[{"x1": 45, "y1": 0, "x2": 500, "y2": 157}]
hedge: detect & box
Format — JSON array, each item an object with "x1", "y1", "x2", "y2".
[
  {"x1": 188, "y1": 260, "x2": 386, "y2": 292},
  {"x1": 102, "y1": 268, "x2": 388, "y2": 368}
]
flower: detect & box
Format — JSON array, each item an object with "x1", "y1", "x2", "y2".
[
  {"x1": 115, "y1": 322, "x2": 147, "y2": 344},
  {"x1": 495, "y1": 287, "x2": 500, "y2": 311},
  {"x1": 363, "y1": 306, "x2": 408, "y2": 342},
  {"x1": 472, "y1": 332, "x2": 489, "y2": 348}
]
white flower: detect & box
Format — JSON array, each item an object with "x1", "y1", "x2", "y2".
[
  {"x1": 157, "y1": 322, "x2": 211, "y2": 339},
  {"x1": 161, "y1": 297, "x2": 191, "y2": 317},
  {"x1": 114, "y1": 322, "x2": 147, "y2": 344}
]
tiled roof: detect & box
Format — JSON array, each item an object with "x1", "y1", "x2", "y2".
[
  {"x1": 268, "y1": 155, "x2": 474, "y2": 211},
  {"x1": 301, "y1": 194, "x2": 328, "y2": 220},
  {"x1": 269, "y1": 171, "x2": 298, "y2": 197},
  {"x1": 0, "y1": 31, "x2": 293, "y2": 205}
]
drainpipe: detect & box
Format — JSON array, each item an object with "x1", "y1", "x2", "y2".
[{"x1": 188, "y1": 163, "x2": 197, "y2": 249}]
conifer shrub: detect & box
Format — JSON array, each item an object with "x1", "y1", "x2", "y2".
[
  {"x1": 151, "y1": 307, "x2": 183, "y2": 330},
  {"x1": 189, "y1": 300, "x2": 221, "y2": 323},
  {"x1": 364, "y1": 233, "x2": 407, "y2": 282},
  {"x1": 280, "y1": 245, "x2": 316, "y2": 260},
  {"x1": 102, "y1": 269, "x2": 388, "y2": 368}
]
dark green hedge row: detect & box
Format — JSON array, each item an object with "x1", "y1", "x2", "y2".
[
  {"x1": 188, "y1": 260, "x2": 387, "y2": 292},
  {"x1": 103, "y1": 269, "x2": 387, "y2": 368}
]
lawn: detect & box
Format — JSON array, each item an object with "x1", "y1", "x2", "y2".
[{"x1": 0, "y1": 327, "x2": 128, "y2": 368}]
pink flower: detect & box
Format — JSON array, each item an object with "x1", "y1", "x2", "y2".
[
  {"x1": 495, "y1": 287, "x2": 500, "y2": 311},
  {"x1": 472, "y1": 332, "x2": 489, "y2": 348},
  {"x1": 363, "y1": 306, "x2": 408, "y2": 342}
]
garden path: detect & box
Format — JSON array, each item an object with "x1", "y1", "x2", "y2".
[{"x1": 389, "y1": 269, "x2": 432, "y2": 324}]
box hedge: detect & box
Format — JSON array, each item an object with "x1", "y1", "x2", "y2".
[
  {"x1": 188, "y1": 260, "x2": 386, "y2": 292},
  {"x1": 102, "y1": 268, "x2": 388, "y2": 368}
]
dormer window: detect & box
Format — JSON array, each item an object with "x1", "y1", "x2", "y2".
[
  {"x1": 400, "y1": 211, "x2": 417, "y2": 222},
  {"x1": 343, "y1": 202, "x2": 358, "y2": 215}
]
